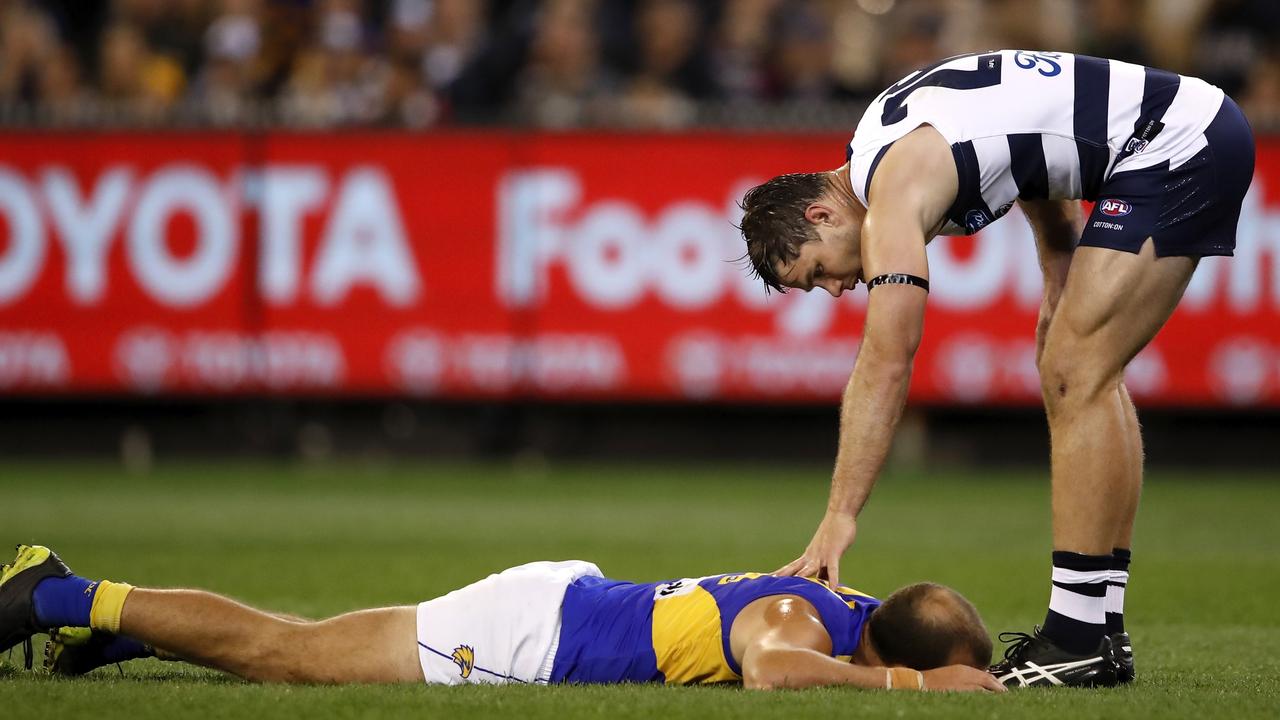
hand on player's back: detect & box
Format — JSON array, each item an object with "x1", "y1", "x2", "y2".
[
  {"x1": 773, "y1": 510, "x2": 858, "y2": 588},
  {"x1": 921, "y1": 665, "x2": 1007, "y2": 693}
]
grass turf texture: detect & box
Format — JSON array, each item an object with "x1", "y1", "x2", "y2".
[{"x1": 2, "y1": 462, "x2": 1278, "y2": 719}]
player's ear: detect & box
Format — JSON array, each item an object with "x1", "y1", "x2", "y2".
[{"x1": 804, "y1": 201, "x2": 835, "y2": 227}]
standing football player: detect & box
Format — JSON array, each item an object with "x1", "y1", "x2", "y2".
[{"x1": 740, "y1": 50, "x2": 1255, "y2": 687}]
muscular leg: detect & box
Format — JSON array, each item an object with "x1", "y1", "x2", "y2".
[
  {"x1": 1114, "y1": 383, "x2": 1143, "y2": 550},
  {"x1": 1040, "y1": 240, "x2": 1196, "y2": 554},
  {"x1": 118, "y1": 589, "x2": 423, "y2": 684}
]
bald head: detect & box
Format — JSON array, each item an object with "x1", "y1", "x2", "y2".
[{"x1": 867, "y1": 582, "x2": 993, "y2": 670}]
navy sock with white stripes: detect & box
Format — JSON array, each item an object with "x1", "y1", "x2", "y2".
[
  {"x1": 1041, "y1": 551, "x2": 1111, "y2": 656},
  {"x1": 1106, "y1": 548, "x2": 1131, "y2": 635}
]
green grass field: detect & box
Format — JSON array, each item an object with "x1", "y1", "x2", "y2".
[{"x1": 2, "y1": 461, "x2": 1278, "y2": 718}]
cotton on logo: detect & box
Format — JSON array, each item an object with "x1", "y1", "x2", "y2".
[{"x1": 1099, "y1": 199, "x2": 1132, "y2": 217}]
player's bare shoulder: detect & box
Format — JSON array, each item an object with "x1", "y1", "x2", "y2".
[
  {"x1": 867, "y1": 125, "x2": 958, "y2": 235},
  {"x1": 727, "y1": 593, "x2": 832, "y2": 666}
]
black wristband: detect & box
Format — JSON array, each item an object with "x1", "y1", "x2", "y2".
[{"x1": 867, "y1": 273, "x2": 929, "y2": 292}]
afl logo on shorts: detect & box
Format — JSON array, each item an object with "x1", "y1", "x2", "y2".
[{"x1": 1099, "y1": 199, "x2": 1132, "y2": 217}]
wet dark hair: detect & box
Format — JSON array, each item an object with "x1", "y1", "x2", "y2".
[
  {"x1": 737, "y1": 172, "x2": 829, "y2": 293},
  {"x1": 867, "y1": 582, "x2": 993, "y2": 670}
]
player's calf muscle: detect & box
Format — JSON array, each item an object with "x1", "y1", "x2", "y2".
[{"x1": 121, "y1": 589, "x2": 293, "y2": 678}]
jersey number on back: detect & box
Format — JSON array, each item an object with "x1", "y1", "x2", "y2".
[
  {"x1": 655, "y1": 578, "x2": 704, "y2": 599},
  {"x1": 880, "y1": 52, "x2": 1003, "y2": 126}
]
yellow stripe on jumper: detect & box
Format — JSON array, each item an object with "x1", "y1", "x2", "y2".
[
  {"x1": 799, "y1": 576, "x2": 874, "y2": 609},
  {"x1": 651, "y1": 586, "x2": 739, "y2": 685}
]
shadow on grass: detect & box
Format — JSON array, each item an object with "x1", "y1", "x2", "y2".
[{"x1": 0, "y1": 654, "x2": 243, "y2": 686}]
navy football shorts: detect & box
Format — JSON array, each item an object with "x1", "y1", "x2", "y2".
[{"x1": 1079, "y1": 96, "x2": 1256, "y2": 258}]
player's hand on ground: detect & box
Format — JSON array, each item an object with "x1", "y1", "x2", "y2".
[
  {"x1": 921, "y1": 665, "x2": 1007, "y2": 693},
  {"x1": 773, "y1": 510, "x2": 857, "y2": 588}
]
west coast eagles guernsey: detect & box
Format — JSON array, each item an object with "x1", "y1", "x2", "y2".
[
  {"x1": 847, "y1": 50, "x2": 1225, "y2": 235},
  {"x1": 549, "y1": 572, "x2": 881, "y2": 684}
]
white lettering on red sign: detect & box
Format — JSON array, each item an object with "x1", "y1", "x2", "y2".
[
  {"x1": 932, "y1": 335, "x2": 1169, "y2": 403},
  {"x1": 494, "y1": 169, "x2": 1280, "y2": 333},
  {"x1": 43, "y1": 167, "x2": 132, "y2": 303},
  {"x1": 129, "y1": 165, "x2": 237, "y2": 306},
  {"x1": 0, "y1": 163, "x2": 421, "y2": 308},
  {"x1": 385, "y1": 328, "x2": 625, "y2": 394},
  {"x1": 665, "y1": 332, "x2": 859, "y2": 398},
  {"x1": 0, "y1": 331, "x2": 70, "y2": 387},
  {"x1": 385, "y1": 330, "x2": 445, "y2": 394},
  {"x1": 1184, "y1": 180, "x2": 1280, "y2": 313},
  {"x1": 257, "y1": 167, "x2": 327, "y2": 303},
  {"x1": 0, "y1": 167, "x2": 44, "y2": 303},
  {"x1": 311, "y1": 168, "x2": 420, "y2": 306},
  {"x1": 1208, "y1": 337, "x2": 1272, "y2": 404},
  {"x1": 497, "y1": 169, "x2": 765, "y2": 311},
  {"x1": 113, "y1": 327, "x2": 345, "y2": 392}
]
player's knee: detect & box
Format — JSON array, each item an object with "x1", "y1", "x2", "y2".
[{"x1": 1039, "y1": 349, "x2": 1119, "y2": 413}]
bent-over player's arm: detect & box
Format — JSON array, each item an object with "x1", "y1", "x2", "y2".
[
  {"x1": 728, "y1": 595, "x2": 1002, "y2": 692},
  {"x1": 798, "y1": 126, "x2": 958, "y2": 587},
  {"x1": 1017, "y1": 198, "x2": 1083, "y2": 364}
]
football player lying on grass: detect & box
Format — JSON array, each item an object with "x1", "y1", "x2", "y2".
[{"x1": 2, "y1": 545, "x2": 1002, "y2": 692}]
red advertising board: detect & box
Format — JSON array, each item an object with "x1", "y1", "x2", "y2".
[{"x1": 0, "y1": 131, "x2": 1277, "y2": 406}]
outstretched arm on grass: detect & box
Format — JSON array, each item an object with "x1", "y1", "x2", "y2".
[{"x1": 729, "y1": 595, "x2": 1003, "y2": 693}]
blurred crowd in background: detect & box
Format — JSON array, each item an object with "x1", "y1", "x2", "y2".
[{"x1": 2, "y1": 0, "x2": 1278, "y2": 129}]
